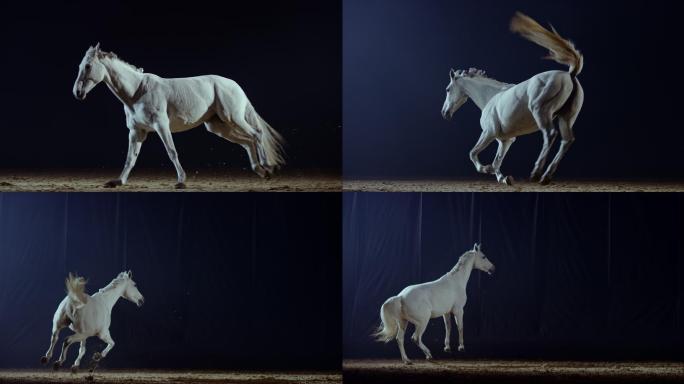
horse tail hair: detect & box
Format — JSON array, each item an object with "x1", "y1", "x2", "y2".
[
  {"x1": 373, "y1": 296, "x2": 402, "y2": 343},
  {"x1": 510, "y1": 12, "x2": 583, "y2": 77},
  {"x1": 245, "y1": 103, "x2": 286, "y2": 170},
  {"x1": 65, "y1": 273, "x2": 88, "y2": 308}
]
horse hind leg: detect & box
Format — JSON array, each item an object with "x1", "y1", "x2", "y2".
[
  {"x1": 540, "y1": 116, "x2": 576, "y2": 184},
  {"x1": 396, "y1": 319, "x2": 411, "y2": 364},
  {"x1": 205, "y1": 117, "x2": 269, "y2": 178},
  {"x1": 412, "y1": 318, "x2": 433, "y2": 360},
  {"x1": 54, "y1": 334, "x2": 82, "y2": 370},
  {"x1": 42, "y1": 323, "x2": 64, "y2": 364}
]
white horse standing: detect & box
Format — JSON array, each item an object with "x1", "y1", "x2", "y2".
[
  {"x1": 41, "y1": 271, "x2": 144, "y2": 373},
  {"x1": 441, "y1": 12, "x2": 584, "y2": 185},
  {"x1": 374, "y1": 244, "x2": 495, "y2": 364},
  {"x1": 73, "y1": 44, "x2": 285, "y2": 189}
]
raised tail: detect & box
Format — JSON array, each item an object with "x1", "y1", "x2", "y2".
[
  {"x1": 510, "y1": 12, "x2": 583, "y2": 77},
  {"x1": 373, "y1": 296, "x2": 403, "y2": 343},
  {"x1": 65, "y1": 273, "x2": 88, "y2": 309},
  {"x1": 245, "y1": 103, "x2": 286, "y2": 171}
]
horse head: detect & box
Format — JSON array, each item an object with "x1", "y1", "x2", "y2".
[
  {"x1": 73, "y1": 43, "x2": 107, "y2": 100},
  {"x1": 118, "y1": 270, "x2": 145, "y2": 307},
  {"x1": 471, "y1": 243, "x2": 496, "y2": 275}
]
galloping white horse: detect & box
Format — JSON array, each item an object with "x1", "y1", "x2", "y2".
[
  {"x1": 73, "y1": 44, "x2": 285, "y2": 189},
  {"x1": 442, "y1": 12, "x2": 584, "y2": 185},
  {"x1": 41, "y1": 271, "x2": 144, "y2": 373},
  {"x1": 374, "y1": 244, "x2": 495, "y2": 364}
]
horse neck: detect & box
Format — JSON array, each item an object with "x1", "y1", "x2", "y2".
[
  {"x1": 101, "y1": 57, "x2": 143, "y2": 106},
  {"x1": 450, "y1": 255, "x2": 475, "y2": 289},
  {"x1": 97, "y1": 282, "x2": 125, "y2": 310},
  {"x1": 460, "y1": 77, "x2": 506, "y2": 110}
]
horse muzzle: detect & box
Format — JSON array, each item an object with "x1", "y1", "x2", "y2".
[
  {"x1": 74, "y1": 89, "x2": 86, "y2": 101},
  {"x1": 137, "y1": 298, "x2": 145, "y2": 307}
]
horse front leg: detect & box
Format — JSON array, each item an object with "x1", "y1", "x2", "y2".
[
  {"x1": 454, "y1": 308, "x2": 465, "y2": 351},
  {"x1": 443, "y1": 313, "x2": 452, "y2": 352},
  {"x1": 540, "y1": 117, "x2": 575, "y2": 185},
  {"x1": 469, "y1": 130, "x2": 495, "y2": 177},
  {"x1": 105, "y1": 129, "x2": 147, "y2": 188},
  {"x1": 89, "y1": 331, "x2": 115, "y2": 373},
  {"x1": 154, "y1": 122, "x2": 187, "y2": 189},
  {"x1": 492, "y1": 138, "x2": 516, "y2": 185},
  {"x1": 71, "y1": 340, "x2": 87, "y2": 373}
]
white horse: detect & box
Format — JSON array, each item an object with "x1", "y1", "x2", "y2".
[
  {"x1": 73, "y1": 44, "x2": 285, "y2": 189},
  {"x1": 41, "y1": 271, "x2": 144, "y2": 373},
  {"x1": 441, "y1": 12, "x2": 584, "y2": 185},
  {"x1": 374, "y1": 243, "x2": 495, "y2": 364}
]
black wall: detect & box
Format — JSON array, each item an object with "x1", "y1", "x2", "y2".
[
  {"x1": 0, "y1": 0, "x2": 341, "y2": 171},
  {"x1": 344, "y1": 193, "x2": 684, "y2": 360},
  {"x1": 344, "y1": 0, "x2": 683, "y2": 179},
  {"x1": 0, "y1": 193, "x2": 341, "y2": 370}
]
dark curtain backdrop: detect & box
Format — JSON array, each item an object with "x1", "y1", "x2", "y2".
[
  {"x1": 0, "y1": 0, "x2": 341, "y2": 171},
  {"x1": 344, "y1": 193, "x2": 684, "y2": 360},
  {"x1": 344, "y1": 0, "x2": 684, "y2": 179},
  {"x1": 0, "y1": 193, "x2": 341, "y2": 370}
]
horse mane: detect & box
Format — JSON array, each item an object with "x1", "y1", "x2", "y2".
[
  {"x1": 456, "y1": 68, "x2": 512, "y2": 89},
  {"x1": 97, "y1": 274, "x2": 128, "y2": 294},
  {"x1": 98, "y1": 51, "x2": 145, "y2": 73},
  {"x1": 448, "y1": 251, "x2": 475, "y2": 275}
]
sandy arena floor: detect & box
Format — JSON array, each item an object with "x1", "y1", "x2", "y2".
[
  {"x1": 0, "y1": 170, "x2": 341, "y2": 192},
  {"x1": 343, "y1": 359, "x2": 684, "y2": 384},
  {"x1": 0, "y1": 370, "x2": 341, "y2": 384},
  {"x1": 343, "y1": 179, "x2": 684, "y2": 192}
]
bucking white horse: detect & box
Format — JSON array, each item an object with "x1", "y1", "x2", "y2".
[
  {"x1": 441, "y1": 12, "x2": 584, "y2": 185},
  {"x1": 374, "y1": 244, "x2": 495, "y2": 364},
  {"x1": 41, "y1": 271, "x2": 144, "y2": 373},
  {"x1": 73, "y1": 44, "x2": 285, "y2": 189}
]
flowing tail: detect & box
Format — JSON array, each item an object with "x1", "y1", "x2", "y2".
[
  {"x1": 65, "y1": 273, "x2": 88, "y2": 309},
  {"x1": 373, "y1": 296, "x2": 403, "y2": 343},
  {"x1": 245, "y1": 103, "x2": 286, "y2": 170},
  {"x1": 510, "y1": 12, "x2": 583, "y2": 77}
]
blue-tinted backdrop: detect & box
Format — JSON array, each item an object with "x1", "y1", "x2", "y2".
[
  {"x1": 0, "y1": 193, "x2": 341, "y2": 370},
  {"x1": 344, "y1": 0, "x2": 682, "y2": 179}
]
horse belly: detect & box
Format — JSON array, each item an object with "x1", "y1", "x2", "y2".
[{"x1": 497, "y1": 107, "x2": 538, "y2": 138}]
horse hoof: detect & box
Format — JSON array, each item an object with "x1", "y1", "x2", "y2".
[
  {"x1": 174, "y1": 182, "x2": 186, "y2": 189},
  {"x1": 104, "y1": 180, "x2": 122, "y2": 188},
  {"x1": 40, "y1": 356, "x2": 48, "y2": 364},
  {"x1": 92, "y1": 352, "x2": 101, "y2": 362},
  {"x1": 53, "y1": 362, "x2": 61, "y2": 371},
  {"x1": 403, "y1": 360, "x2": 413, "y2": 365},
  {"x1": 458, "y1": 345, "x2": 465, "y2": 352},
  {"x1": 426, "y1": 355, "x2": 433, "y2": 360},
  {"x1": 530, "y1": 174, "x2": 541, "y2": 182},
  {"x1": 539, "y1": 177, "x2": 552, "y2": 186},
  {"x1": 86, "y1": 375, "x2": 95, "y2": 382},
  {"x1": 71, "y1": 366, "x2": 78, "y2": 374},
  {"x1": 481, "y1": 165, "x2": 494, "y2": 174},
  {"x1": 502, "y1": 176, "x2": 514, "y2": 186},
  {"x1": 444, "y1": 346, "x2": 451, "y2": 353}
]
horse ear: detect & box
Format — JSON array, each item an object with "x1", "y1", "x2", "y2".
[
  {"x1": 127, "y1": 270, "x2": 132, "y2": 278},
  {"x1": 449, "y1": 68, "x2": 456, "y2": 78},
  {"x1": 94, "y1": 42, "x2": 101, "y2": 51}
]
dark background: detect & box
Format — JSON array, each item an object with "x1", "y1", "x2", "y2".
[
  {"x1": 0, "y1": 193, "x2": 341, "y2": 370},
  {"x1": 0, "y1": 0, "x2": 340, "y2": 172},
  {"x1": 344, "y1": 0, "x2": 683, "y2": 180},
  {"x1": 344, "y1": 193, "x2": 684, "y2": 360}
]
